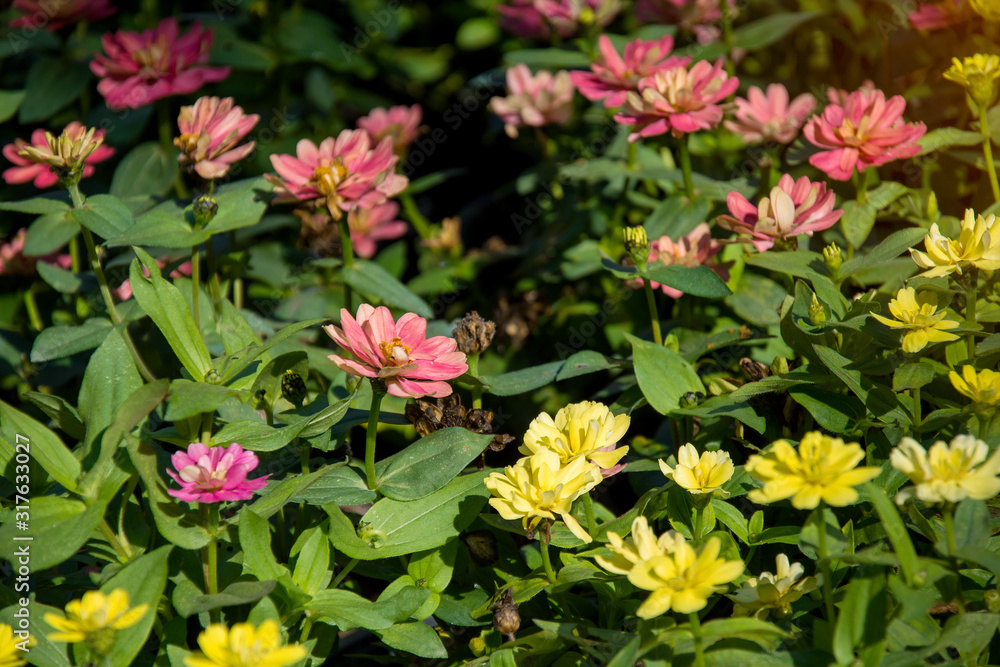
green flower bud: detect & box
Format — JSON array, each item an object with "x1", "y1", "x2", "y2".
[
  {"x1": 822, "y1": 243, "x2": 842, "y2": 275},
  {"x1": 281, "y1": 370, "x2": 307, "y2": 406},
  {"x1": 664, "y1": 333, "x2": 680, "y2": 353},
  {"x1": 469, "y1": 636, "x2": 487, "y2": 657},
  {"x1": 193, "y1": 195, "x2": 218, "y2": 228},
  {"x1": 770, "y1": 357, "x2": 790, "y2": 376},
  {"x1": 808, "y1": 294, "x2": 826, "y2": 325},
  {"x1": 623, "y1": 226, "x2": 650, "y2": 266}
]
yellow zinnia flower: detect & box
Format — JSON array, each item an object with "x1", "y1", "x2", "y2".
[
  {"x1": 44, "y1": 589, "x2": 148, "y2": 657},
  {"x1": 659, "y1": 443, "x2": 734, "y2": 498},
  {"x1": 949, "y1": 366, "x2": 1000, "y2": 406},
  {"x1": 0, "y1": 623, "x2": 32, "y2": 667},
  {"x1": 484, "y1": 448, "x2": 602, "y2": 543},
  {"x1": 746, "y1": 432, "x2": 880, "y2": 509},
  {"x1": 891, "y1": 435, "x2": 1000, "y2": 504},
  {"x1": 944, "y1": 53, "x2": 1000, "y2": 108},
  {"x1": 624, "y1": 532, "x2": 744, "y2": 618},
  {"x1": 729, "y1": 554, "x2": 819, "y2": 620},
  {"x1": 910, "y1": 209, "x2": 1000, "y2": 277},
  {"x1": 184, "y1": 620, "x2": 307, "y2": 667},
  {"x1": 594, "y1": 516, "x2": 678, "y2": 574},
  {"x1": 520, "y1": 400, "x2": 630, "y2": 475},
  {"x1": 871, "y1": 287, "x2": 960, "y2": 353}
]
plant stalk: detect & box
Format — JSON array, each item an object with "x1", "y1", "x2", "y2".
[
  {"x1": 204, "y1": 503, "x2": 221, "y2": 623},
  {"x1": 966, "y1": 274, "x2": 978, "y2": 359},
  {"x1": 943, "y1": 505, "x2": 967, "y2": 613},
  {"x1": 642, "y1": 279, "x2": 663, "y2": 345},
  {"x1": 815, "y1": 506, "x2": 836, "y2": 623},
  {"x1": 980, "y1": 104, "x2": 1000, "y2": 202},
  {"x1": 364, "y1": 385, "x2": 386, "y2": 491},
  {"x1": 678, "y1": 135, "x2": 695, "y2": 200},
  {"x1": 539, "y1": 536, "x2": 558, "y2": 585},
  {"x1": 339, "y1": 219, "x2": 354, "y2": 312},
  {"x1": 582, "y1": 492, "x2": 597, "y2": 537},
  {"x1": 689, "y1": 612, "x2": 706, "y2": 667},
  {"x1": 468, "y1": 353, "x2": 483, "y2": 410},
  {"x1": 331, "y1": 558, "x2": 359, "y2": 588}
]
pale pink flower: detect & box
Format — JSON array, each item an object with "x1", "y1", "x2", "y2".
[
  {"x1": 570, "y1": 35, "x2": 689, "y2": 108},
  {"x1": 267, "y1": 129, "x2": 408, "y2": 220},
  {"x1": 114, "y1": 259, "x2": 192, "y2": 301},
  {"x1": 90, "y1": 18, "x2": 230, "y2": 110},
  {"x1": 616, "y1": 60, "x2": 739, "y2": 140},
  {"x1": 3, "y1": 122, "x2": 114, "y2": 189},
  {"x1": 356, "y1": 104, "x2": 423, "y2": 155},
  {"x1": 175, "y1": 97, "x2": 258, "y2": 180},
  {"x1": 497, "y1": 0, "x2": 620, "y2": 39},
  {"x1": 635, "y1": 0, "x2": 736, "y2": 44},
  {"x1": 908, "y1": 0, "x2": 972, "y2": 29},
  {"x1": 167, "y1": 442, "x2": 268, "y2": 503},
  {"x1": 323, "y1": 304, "x2": 468, "y2": 399},
  {"x1": 489, "y1": 64, "x2": 575, "y2": 139},
  {"x1": 0, "y1": 229, "x2": 71, "y2": 276},
  {"x1": 10, "y1": 0, "x2": 115, "y2": 31},
  {"x1": 717, "y1": 174, "x2": 843, "y2": 252},
  {"x1": 348, "y1": 201, "x2": 408, "y2": 259},
  {"x1": 803, "y1": 87, "x2": 926, "y2": 181},
  {"x1": 826, "y1": 80, "x2": 876, "y2": 106},
  {"x1": 636, "y1": 223, "x2": 731, "y2": 298},
  {"x1": 724, "y1": 84, "x2": 816, "y2": 145}
]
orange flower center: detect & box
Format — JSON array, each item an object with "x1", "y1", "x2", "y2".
[
  {"x1": 175, "y1": 133, "x2": 200, "y2": 153},
  {"x1": 834, "y1": 116, "x2": 870, "y2": 147},
  {"x1": 313, "y1": 159, "x2": 349, "y2": 197},
  {"x1": 379, "y1": 337, "x2": 412, "y2": 366}
]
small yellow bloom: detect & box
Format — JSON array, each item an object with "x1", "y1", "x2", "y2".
[
  {"x1": 520, "y1": 401, "x2": 630, "y2": 475},
  {"x1": 184, "y1": 620, "x2": 307, "y2": 667},
  {"x1": 970, "y1": 0, "x2": 1000, "y2": 22},
  {"x1": 949, "y1": 366, "x2": 1000, "y2": 406},
  {"x1": 0, "y1": 623, "x2": 32, "y2": 667},
  {"x1": 593, "y1": 516, "x2": 679, "y2": 574},
  {"x1": 17, "y1": 126, "x2": 104, "y2": 183},
  {"x1": 484, "y1": 448, "x2": 602, "y2": 543},
  {"x1": 871, "y1": 287, "x2": 960, "y2": 353},
  {"x1": 659, "y1": 444, "x2": 734, "y2": 497},
  {"x1": 944, "y1": 53, "x2": 1000, "y2": 108},
  {"x1": 891, "y1": 435, "x2": 1000, "y2": 504},
  {"x1": 746, "y1": 431, "x2": 880, "y2": 509},
  {"x1": 729, "y1": 554, "x2": 819, "y2": 620},
  {"x1": 910, "y1": 209, "x2": 1000, "y2": 277},
  {"x1": 44, "y1": 589, "x2": 148, "y2": 657}
]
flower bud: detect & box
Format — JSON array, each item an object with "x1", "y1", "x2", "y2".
[
  {"x1": 204, "y1": 368, "x2": 221, "y2": 384},
  {"x1": 985, "y1": 589, "x2": 1000, "y2": 613},
  {"x1": 680, "y1": 391, "x2": 702, "y2": 408},
  {"x1": 623, "y1": 226, "x2": 650, "y2": 266},
  {"x1": 18, "y1": 125, "x2": 105, "y2": 187},
  {"x1": 808, "y1": 294, "x2": 826, "y2": 325},
  {"x1": 357, "y1": 521, "x2": 386, "y2": 548},
  {"x1": 708, "y1": 377, "x2": 740, "y2": 395},
  {"x1": 281, "y1": 370, "x2": 307, "y2": 406},
  {"x1": 664, "y1": 333, "x2": 680, "y2": 353},
  {"x1": 925, "y1": 190, "x2": 939, "y2": 222},
  {"x1": 454, "y1": 310, "x2": 496, "y2": 356},
  {"x1": 469, "y1": 636, "x2": 487, "y2": 657},
  {"x1": 492, "y1": 589, "x2": 520, "y2": 642},
  {"x1": 822, "y1": 243, "x2": 842, "y2": 275},
  {"x1": 193, "y1": 195, "x2": 218, "y2": 228},
  {"x1": 770, "y1": 357, "x2": 790, "y2": 376}
]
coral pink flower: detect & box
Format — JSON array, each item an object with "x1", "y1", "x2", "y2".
[
  {"x1": 3, "y1": 122, "x2": 114, "y2": 189},
  {"x1": 175, "y1": 97, "x2": 259, "y2": 180},
  {"x1": 570, "y1": 35, "x2": 689, "y2": 108},
  {"x1": 324, "y1": 304, "x2": 468, "y2": 399},
  {"x1": 267, "y1": 129, "x2": 408, "y2": 220},
  {"x1": 497, "y1": 0, "x2": 620, "y2": 39},
  {"x1": 10, "y1": 0, "x2": 115, "y2": 31},
  {"x1": 167, "y1": 442, "x2": 268, "y2": 503},
  {"x1": 0, "y1": 229, "x2": 71, "y2": 276},
  {"x1": 635, "y1": 0, "x2": 735, "y2": 44},
  {"x1": 803, "y1": 87, "x2": 926, "y2": 181},
  {"x1": 616, "y1": 60, "x2": 738, "y2": 141},
  {"x1": 357, "y1": 104, "x2": 423, "y2": 155},
  {"x1": 908, "y1": 0, "x2": 971, "y2": 29},
  {"x1": 114, "y1": 259, "x2": 192, "y2": 301},
  {"x1": 717, "y1": 174, "x2": 843, "y2": 252},
  {"x1": 636, "y1": 224, "x2": 731, "y2": 298},
  {"x1": 90, "y1": 18, "x2": 230, "y2": 110},
  {"x1": 489, "y1": 64, "x2": 575, "y2": 139},
  {"x1": 724, "y1": 84, "x2": 816, "y2": 145},
  {"x1": 348, "y1": 202, "x2": 408, "y2": 259}
]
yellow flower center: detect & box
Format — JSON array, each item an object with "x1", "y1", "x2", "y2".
[
  {"x1": 312, "y1": 159, "x2": 349, "y2": 197},
  {"x1": 379, "y1": 337, "x2": 412, "y2": 366},
  {"x1": 835, "y1": 116, "x2": 870, "y2": 147},
  {"x1": 175, "y1": 133, "x2": 200, "y2": 153}
]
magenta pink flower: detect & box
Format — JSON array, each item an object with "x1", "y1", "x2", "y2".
[
  {"x1": 324, "y1": 304, "x2": 468, "y2": 399},
  {"x1": 348, "y1": 202, "x2": 408, "y2": 259},
  {"x1": 570, "y1": 35, "x2": 689, "y2": 108},
  {"x1": 10, "y1": 0, "x2": 115, "y2": 31},
  {"x1": 0, "y1": 229, "x2": 71, "y2": 276},
  {"x1": 723, "y1": 84, "x2": 816, "y2": 145},
  {"x1": 634, "y1": 223, "x2": 731, "y2": 298},
  {"x1": 3, "y1": 122, "x2": 114, "y2": 189},
  {"x1": 267, "y1": 129, "x2": 408, "y2": 220},
  {"x1": 175, "y1": 97, "x2": 259, "y2": 180},
  {"x1": 489, "y1": 64, "x2": 575, "y2": 139},
  {"x1": 497, "y1": 0, "x2": 620, "y2": 39},
  {"x1": 717, "y1": 174, "x2": 843, "y2": 252},
  {"x1": 114, "y1": 259, "x2": 192, "y2": 301},
  {"x1": 635, "y1": 0, "x2": 735, "y2": 44},
  {"x1": 90, "y1": 18, "x2": 230, "y2": 110},
  {"x1": 356, "y1": 104, "x2": 423, "y2": 155},
  {"x1": 908, "y1": 0, "x2": 971, "y2": 29},
  {"x1": 167, "y1": 442, "x2": 268, "y2": 503},
  {"x1": 616, "y1": 60, "x2": 738, "y2": 141},
  {"x1": 803, "y1": 87, "x2": 926, "y2": 181}
]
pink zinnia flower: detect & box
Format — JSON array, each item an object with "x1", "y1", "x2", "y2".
[
  {"x1": 323, "y1": 304, "x2": 468, "y2": 399},
  {"x1": 803, "y1": 87, "x2": 926, "y2": 181},
  {"x1": 114, "y1": 259, "x2": 192, "y2": 301},
  {"x1": 0, "y1": 229, "x2": 72, "y2": 276},
  {"x1": 634, "y1": 223, "x2": 731, "y2": 298},
  {"x1": 10, "y1": 0, "x2": 115, "y2": 31},
  {"x1": 724, "y1": 84, "x2": 816, "y2": 145},
  {"x1": 635, "y1": 0, "x2": 736, "y2": 44},
  {"x1": 497, "y1": 0, "x2": 620, "y2": 39},
  {"x1": 267, "y1": 129, "x2": 408, "y2": 220},
  {"x1": 348, "y1": 202, "x2": 408, "y2": 259},
  {"x1": 356, "y1": 104, "x2": 423, "y2": 155},
  {"x1": 489, "y1": 64, "x2": 575, "y2": 139},
  {"x1": 3, "y1": 122, "x2": 114, "y2": 189},
  {"x1": 616, "y1": 60, "x2": 739, "y2": 141},
  {"x1": 717, "y1": 174, "x2": 843, "y2": 252},
  {"x1": 90, "y1": 18, "x2": 230, "y2": 110},
  {"x1": 570, "y1": 35, "x2": 689, "y2": 108},
  {"x1": 908, "y1": 0, "x2": 971, "y2": 29},
  {"x1": 167, "y1": 442, "x2": 268, "y2": 503},
  {"x1": 175, "y1": 96, "x2": 259, "y2": 180}
]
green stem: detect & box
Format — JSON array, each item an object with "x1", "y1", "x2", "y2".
[
  {"x1": 364, "y1": 386, "x2": 386, "y2": 492},
  {"x1": 718, "y1": 0, "x2": 734, "y2": 78},
  {"x1": 678, "y1": 136, "x2": 695, "y2": 200},
  {"x1": 693, "y1": 505, "x2": 704, "y2": 541},
  {"x1": 339, "y1": 219, "x2": 354, "y2": 312},
  {"x1": 966, "y1": 275, "x2": 978, "y2": 359},
  {"x1": 815, "y1": 506, "x2": 836, "y2": 623},
  {"x1": 855, "y1": 171, "x2": 869, "y2": 206},
  {"x1": 468, "y1": 353, "x2": 482, "y2": 410},
  {"x1": 228, "y1": 231, "x2": 244, "y2": 310},
  {"x1": 191, "y1": 245, "x2": 201, "y2": 333},
  {"x1": 118, "y1": 474, "x2": 139, "y2": 555},
  {"x1": 980, "y1": 105, "x2": 1000, "y2": 203},
  {"x1": 689, "y1": 612, "x2": 706, "y2": 667},
  {"x1": 331, "y1": 558, "x2": 359, "y2": 588},
  {"x1": 642, "y1": 279, "x2": 663, "y2": 345},
  {"x1": 199, "y1": 412, "x2": 213, "y2": 445},
  {"x1": 205, "y1": 238, "x2": 222, "y2": 316},
  {"x1": 943, "y1": 505, "x2": 967, "y2": 613},
  {"x1": 912, "y1": 385, "x2": 921, "y2": 435},
  {"x1": 582, "y1": 492, "x2": 597, "y2": 537},
  {"x1": 539, "y1": 536, "x2": 557, "y2": 585},
  {"x1": 755, "y1": 159, "x2": 772, "y2": 201},
  {"x1": 300, "y1": 616, "x2": 313, "y2": 643},
  {"x1": 24, "y1": 282, "x2": 43, "y2": 331},
  {"x1": 205, "y1": 503, "x2": 220, "y2": 623},
  {"x1": 69, "y1": 235, "x2": 81, "y2": 273},
  {"x1": 400, "y1": 192, "x2": 433, "y2": 239},
  {"x1": 155, "y1": 100, "x2": 189, "y2": 199},
  {"x1": 97, "y1": 519, "x2": 131, "y2": 562}
]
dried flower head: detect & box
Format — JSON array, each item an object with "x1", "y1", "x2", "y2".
[{"x1": 454, "y1": 311, "x2": 497, "y2": 356}]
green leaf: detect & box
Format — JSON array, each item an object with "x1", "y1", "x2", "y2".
[
  {"x1": 100, "y1": 546, "x2": 171, "y2": 666},
  {"x1": 21, "y1": 391, "x2": 85, "y2": 441},
  {"x1": 892, "y1": 362, "x2": 935, "y2": 391},
  {"x1": 292, "y1": 525, "x2": 330, "y2": 595},
  {"x1": 164, "y1": 379, "x2": 243, "y2": 422},
  {"x1": 812, "y1": 345, "x2": 908, "y2": 424},
  {"x1": 503, "y1": 48, "x2": 591, "y2": 69},
  {"x1": 238, "y1": 508, "x2": 287, "y2": 581},
  {"x1": 295, "y1": 389, "x2": 357, "y2": 438},
  {"x1": 0, "y1": 602, "x2": 70, "y2": 667},
  {"x1": 105, "y1": 210, "x2": 210, "y2": 248},
  {"x1": 408, "y1": 541, "x2": 458, "y2": 594},
  {"x1": 788, "y1": 386, "x2": 864, "y2": 433},
  {"x1": 174, "y1": 581, "x2": 277, "y2": 618},
  {"x1": 917, "y1": 127, "x2": 984, "y2": 155},
  {"x1": 0, "y1": 89, "x2": 25, "y2": 123},
  {"x1": 290, "y1": 465, "x2": 374, "y2": 506},
  {"x1": 212, "y1": 419, "x2": 305, "y2": 452},
  {"x1": 711, "y1": 497, "x2": 750, "y2": 544},
  {"x1": 342, "y1": 259, "x2": 433, "y2": 318},
  {"x1": 841, "y1": 200, "x2": 877, "y2": 250},
  {"x1": 30, "y1": 318, "x2": 112, "y2": 363},
  {"x1": 0, "y1": 400, "x2": 80, "y2": 490},
  {"x1": 248, "y1": 464, "x2": 343, "y2": 520},
  {"x1": 603, "y1": 258, "x2": 730, "y2": 297},
  {"x1": 731, "y1": 11, "x2": 822, "y2": 50},
  {"x1": 0, "y1": 495, "x2": 112, "y2": 571},
  {"x1": 78, "y1": 329, "x2": 143, "y2": 451},
  {"x1": 36, "y1": 260, "x2": 97, "y2": 294},
  {"x1": 19, "y1": 57, "x2": 90, "y2": 122},
  {"x1": 865, "y1": 484, "x2": 919, "y2": 586},
  {"x1": 71, "y1": 195, "x2": 136, "y2": 241},
  {"x1": 203, "y1": 177, "x2": 272, "y2": 234},
  {"x1": 111, "y1": 142, "x2": 179, "y2": 199},
  {"x1": 481, "y1": 361, "x2": 563, "y2": 397},
  {"x1": 129, "y1": 248, "x2": 212, "y2": 380},
  {"x1": 376, "y1": 428, "x2": 494, "y2": 501},
  {"x1": 218, "y1": 318, "x2": 326, "y2": 385},
  {"x1": 22, "y1": 210, "x2": 77, "y2": 255},
  {"x1": 376, "y1": 621, "x2": 448, "y2": 659},
  {"x1": 0, "y1": 195, "x2": 70, "y2": 215},
  {"x1": 308, "y1": 587, "x2": 430, "y2": 631},
  {"x1": 626, "y1": 333, "x2": 704, "y2": 414},
  {"x1": 249, "y1": 352, "x2": 308, "y2": 412},
  {"x1": 674, "y1": 395, "x2": 764, "y2": 434}
]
